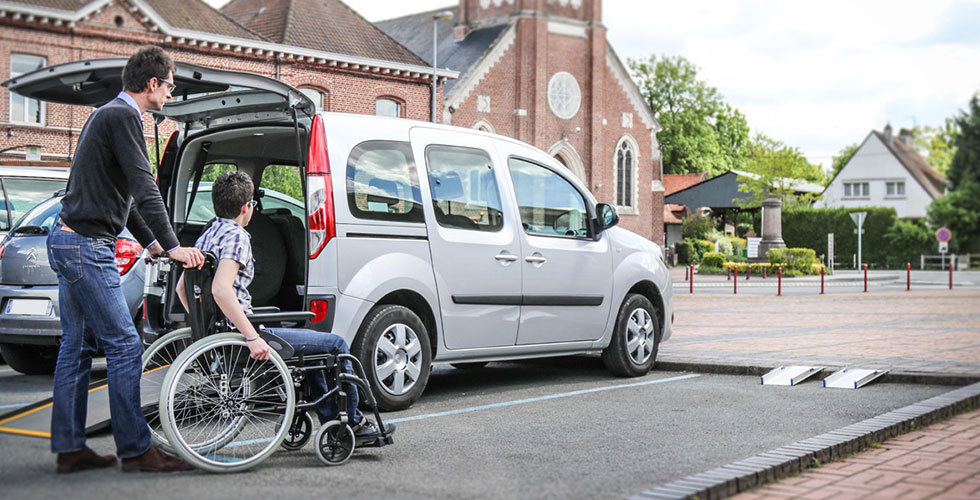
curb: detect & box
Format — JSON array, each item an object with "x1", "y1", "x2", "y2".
[
  {"x1": 628, "y1": 381, "x2": 980, "y2": 500},
  {"x1": 653, "y1": 360, "x2": 980, "y2": 386}
]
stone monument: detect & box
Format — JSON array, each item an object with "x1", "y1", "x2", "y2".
[{"x1": 758, "y1": 194, "x2": 786, "y2": 258}]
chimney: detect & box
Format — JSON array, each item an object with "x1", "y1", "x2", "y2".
[
  {"x1": 898, "y1": 128, "x2": 914, "y2": 146},
  {"x1": 883, "y1": 123, "x2": 893, "y2": 144}
]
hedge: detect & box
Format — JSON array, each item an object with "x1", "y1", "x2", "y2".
[
  {"x1": 781, "y1": 207, "x2": 898, "y2": 268},
  {"x1": 767, "y1": 248, "x2": 818, "y2": 275},
  {"x1": 702, "y1": 252, "x2": 726, "y2": 268}
]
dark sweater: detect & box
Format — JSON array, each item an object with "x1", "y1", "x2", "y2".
[{"x1": 60, "y1": 97, "x2": 179, "y2": 250}]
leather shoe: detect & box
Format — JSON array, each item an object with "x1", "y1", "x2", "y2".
[
  {"x1": 56, "y1": 447, "x2": 117, "y2": 473},
  {"x1": 121, "y1": 446, "x2": 194, "y2": 472}
]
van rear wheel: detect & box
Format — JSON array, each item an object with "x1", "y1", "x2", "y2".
[
  {"x1": 0, "y1": 343, "x2": 58, "y2": 375},
  {"x1": 353, "y1": 305, "x2": 431, "y2": 411}
]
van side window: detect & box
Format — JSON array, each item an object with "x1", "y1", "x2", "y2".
[
  {"x1": 507, "y1": 157, "x2": 590, "y2": 238},
  {"x1": 260, "y1": 164, "x2": 305, "y2": 220},
  {"x1": 425, "y1": 145, "x2": 503, "y2": 232},
  {"x1": 346, "y1": 141, "x2": 423, "y2": 223}
]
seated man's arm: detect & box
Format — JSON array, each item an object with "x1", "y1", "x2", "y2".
[
  {"x1": 176, "y1": 273, "x2": 189, "y2": 313},
  {"x1": 212, "y1": 259, "x2": 270, "y2": 360}
]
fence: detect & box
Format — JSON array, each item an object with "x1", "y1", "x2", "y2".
[{"x1": 920, "y1": 254, "x2": 977, "y2": 270}]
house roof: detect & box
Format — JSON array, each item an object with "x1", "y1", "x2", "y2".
[
  {"x1": 664, "y1": 173, "x2": 708, "y2": 196},
  {"x1": 1, "y1": 0, "x2": 99, "y2": 10},
  {"x1": 144, "y1": 0, "x2": 266, "y2": 41},
  {"x1": 663, "y1": 205, "x2": 683, "y2": 225},
  {"x1": 377, "y1": 7, "x2": 508, "y2": 96},
  {"x1": 871, "y1": 130, "x2": 948, "y2": 199},
  {"x1": 221, "y1": 0, "x2": 427, "y2": 66}
]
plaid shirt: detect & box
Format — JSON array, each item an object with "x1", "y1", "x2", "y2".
[{"x1": 195, "y1": 217, "x2": 255, "y2": 313}]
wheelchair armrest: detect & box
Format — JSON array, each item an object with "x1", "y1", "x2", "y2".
[
  {"x1": 246, "y1": 311, "x2": 316, "y2": 324},
  {"x1": 251, "y1": 306, "x2": 281, "y2": 313}
]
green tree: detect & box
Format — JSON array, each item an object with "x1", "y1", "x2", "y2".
[
  {"x1": 927, "y1": 92, "x2": 980, "y2": 253},
  {"x1": 629, "y1": 54, "x2": 750, "y2": 176},
  {"x1": 829, "y1": 143, "x2": 859, "y2": 181},
  {"x1": 913, "y1": 121, "x2": 958, "y2": 178},
  {"x1": 948, "y1": 93, "x2": 980, "y2": 190},
  {"x1": 736, "y1": 133, "x2": 825, "y2": 208},
  {"x1": 884, "y1": 218, "x2": 934, "y2": 265}
]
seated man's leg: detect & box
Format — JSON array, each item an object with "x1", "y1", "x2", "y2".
[{"x1": 264, "y1": 328, "x2": 364, "y2": 425}]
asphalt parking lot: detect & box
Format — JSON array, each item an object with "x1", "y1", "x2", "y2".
[{"x1": 0, "y1": 357, "x2": 953, "y2": 499}]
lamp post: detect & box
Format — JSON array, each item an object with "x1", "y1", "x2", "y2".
[{"x1": 431, "y1": 10, "x2": 454, "y2": 123}]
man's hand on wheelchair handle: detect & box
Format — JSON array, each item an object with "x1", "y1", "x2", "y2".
[
  {"x1": 169, "y1": 246, "x2": 205, "y2": 269},
  {"x1": 247, "y1": 337, "x2": 271, "y2": 360}
]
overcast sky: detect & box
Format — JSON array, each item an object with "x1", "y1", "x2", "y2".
[{"x1": 206, "y1": 0, "x2": 980, "y2": 169}]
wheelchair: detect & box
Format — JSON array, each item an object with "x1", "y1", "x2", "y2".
[{"x1": 140, "y1": 254, "x2": 393, "y2": 472}]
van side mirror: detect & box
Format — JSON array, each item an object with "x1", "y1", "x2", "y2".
[{"x1": 594, "y1": 203, "x2": 619, "y2": 235}]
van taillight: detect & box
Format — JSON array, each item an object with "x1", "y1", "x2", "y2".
[
  {"x1": 310, "y1": 299, "x2": 328, "y2": 323},
  {"x1": 115, "y1": 239, "x2": 142, "y2": 275},
  {"x1": 306, "y1": 115, "x2": 334, "y2": 259}
]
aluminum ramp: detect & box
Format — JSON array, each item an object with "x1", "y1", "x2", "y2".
[
  {"x1": 760, "y1": 366, "x2": 825, "y2": 386},
  {"x1": 823, "y1": 368, "x2": 889, "y2": 389},
  {"x1": 0, "y1": 365, "x2": 168, "y2": 439}
]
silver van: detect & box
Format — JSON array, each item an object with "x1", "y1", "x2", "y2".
[{"x1": 5, "y1": 59, "x2": 672, "y2": 410}]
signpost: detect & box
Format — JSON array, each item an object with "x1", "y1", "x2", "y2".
[
  {"x1": 827, "y1": 233, "x2": 834, "y2": 272},
  {"x1": 937, "y1": 227, "x2": 951, "y2": 269},
  {"x1": 850, "y1": 212, "x2": 866, "y2": 270}
]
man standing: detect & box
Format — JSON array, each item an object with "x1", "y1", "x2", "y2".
[{"x1": 48, "y1": 46, "x2": 204, "y2": 473}]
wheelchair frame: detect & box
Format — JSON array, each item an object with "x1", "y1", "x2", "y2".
[{"x1": 142, "y1": 254, "x2": 393, "y2": 472}]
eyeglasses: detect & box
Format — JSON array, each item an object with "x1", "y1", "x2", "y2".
[
  {"x1": 157, "y1": 77, "x2": 176, "y2": 93},
  {"x1": 246, "y1": 200, "x2": 258, "y2": 208}
]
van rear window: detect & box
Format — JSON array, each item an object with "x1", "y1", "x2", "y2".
[{"x1": 346, "y1": 141, "x2": 423, "y2": 223}]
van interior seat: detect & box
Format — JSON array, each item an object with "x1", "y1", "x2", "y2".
[
  {"x1": 267, "y1": 208, "x2": 305, "y2": 310},
  {"x1": 245, "y1": 206, "x2": 287, "y2": 307}
]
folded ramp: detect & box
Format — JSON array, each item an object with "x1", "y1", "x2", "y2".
[
  {"x1": 823, "y1": 368, "x2": 889, "y2": 389},
  {"x1": 760, "y1": 366, "x2": 825, "y2": 386},
  {"x1": 0, "y1": 365, "x2": 168, "y2": 439}
]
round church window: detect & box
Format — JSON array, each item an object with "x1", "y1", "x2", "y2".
[{"x1": 547, "y1": 72, "x2": 581, "y2": 120}]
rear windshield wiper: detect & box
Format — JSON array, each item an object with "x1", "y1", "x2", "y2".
[{"x1": 12, "y1": 225, "x2": 49, "y2": 235}]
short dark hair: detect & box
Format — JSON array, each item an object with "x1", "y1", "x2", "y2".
[
  {"x1": 122, "y1": 45, "x2": 175, "y2": 93},
  {"x1": 212, "y1": 171, "x2": 254, "y2": 219}
]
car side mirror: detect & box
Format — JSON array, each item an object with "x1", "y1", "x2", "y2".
[{"x1": 594, "y1": 203, "x2": 619, "y2": 235}]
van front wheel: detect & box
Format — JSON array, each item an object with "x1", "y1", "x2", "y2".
[
  {"x1": 353, "y1": 305, "x2": 431, "y2": 411},
  {"x1": 602, "y1": 294, "x2": 660, "y2": 377}
]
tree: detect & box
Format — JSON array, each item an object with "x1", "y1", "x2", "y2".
[
  {"x1": 629, "y1": 54, "x2": 749, "y2": 176},
  {"x1": 829, "y1": 143, "x2": 859, "y2": 181},
  {"x1": 927, "y1": 91, "x2": 980, "y2": 253},
  {"x1": 947, "y1": 93, "x2": 980, "y2": 190},
  {"x1": 913, "y1": 121, "x2": 958, "y2": 178},
  {"x1": 736, "y1": 133, "x2": 826, "y2": 208}
]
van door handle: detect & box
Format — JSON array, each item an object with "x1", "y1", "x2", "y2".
[
  {"x1": 494, "y1": 253, "x2": 519, "y2": 262},
  {"x1": 525, "y1": 255, "x2": 547, "y2": 264}
]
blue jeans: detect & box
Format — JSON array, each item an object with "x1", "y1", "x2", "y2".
[
  {"x1": 47, "y1": 227, "x2": 150, "y2": 458},
  {"x1": 264, "y1": 328, "x2": 364, "y2": 425}
]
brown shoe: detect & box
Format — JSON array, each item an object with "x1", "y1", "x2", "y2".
[
  {"x1": 56, "y1": 447, "x2": 117, "y2": 473},
  {"x1": 121, "y1": 446, "x2": 194, "y2": 473}
]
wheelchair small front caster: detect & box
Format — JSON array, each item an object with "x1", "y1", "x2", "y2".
[
  {"x1": 315, "y1": 421, "x2": 355, "y2": 465},
  {"x1": 281, "y1": 411, "x2": 315, "y2": 451}
]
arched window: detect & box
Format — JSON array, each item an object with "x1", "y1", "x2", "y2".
[
  {"x1": 472, "y1": 119, "x2": 495, "y2": 134},
  {"x1": 615, "y1": 139, "x2": 635, "y2": 208},
  {"x1": 375, "y1": 98, "x2": 401, "y2": 118},
  {"x1": 300, "y1": 88, "x2": 324, "y2": 111}
]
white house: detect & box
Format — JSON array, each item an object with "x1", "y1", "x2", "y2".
[{"x1": 818, "y1": 125, "x2": 947, "y2": 218}]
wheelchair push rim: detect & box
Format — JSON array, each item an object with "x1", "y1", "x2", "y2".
[{"x1": 159, "y1": 333, "x2": 296, "y2": 473}]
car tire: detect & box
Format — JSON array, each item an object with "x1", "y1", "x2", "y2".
[
  {"x1": 451, "y1": 362, "x2": 489, "y2": 370},
  {"x1": 353, "y1": 304, "x2": 431, "y2": 411},
  {"x1": 0, "y1": 343, "x2": 59, "y2": 375},
  {"x1": 602, "y1": 294, "x2": 660, "y2": 377}
]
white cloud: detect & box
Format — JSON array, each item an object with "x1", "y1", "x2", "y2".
[{"x1": 205, "y1": 0, "x2": 980, "y2": 167}]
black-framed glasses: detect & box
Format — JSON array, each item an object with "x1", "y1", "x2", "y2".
[
  {"x1": 246, "y1": 200, "x2": 258, "y2": 208},
  {"x1": 156, "y1": 77, "x2": 176, "y2": 93}
]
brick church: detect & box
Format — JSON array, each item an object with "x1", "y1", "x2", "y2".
[{"x1": 0, "y1": 0, "x2": 664, "y2": 243}]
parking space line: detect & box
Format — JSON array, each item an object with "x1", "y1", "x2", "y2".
[
  {"x1": 0, "y1": 402, "x2": 31, "y2": 410},
  {"x1": 386, "y1": 373, "x2": 701, "y2": 424}
]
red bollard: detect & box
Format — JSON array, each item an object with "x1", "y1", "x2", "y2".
[
  {"x1": 777, "y1": 267, "x2": 782, "y2": 295},
  {"x1": 907, "y1": 262, "x2": 911, "y2": 291},
  {"x1": 950, "y1": 262, "x2": 954, "y2": 290},
  {"x1": 821, "y1": 266, "x2": 825, "y2": 295},
  {"x1": 690, "y1": 264, "x2": 694, "y2": 294},
  {"x1": 864, "y1": 264, "x2": 868, "y2": 293},
  {"x1": 733, "y1": 267, "x2": 738, "y2": 294}
]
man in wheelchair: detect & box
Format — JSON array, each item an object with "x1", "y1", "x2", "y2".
[{"x1": 175, "y1": 171, "x2": 393, "y2": 444}]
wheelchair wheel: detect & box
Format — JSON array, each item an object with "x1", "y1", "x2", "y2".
[
  {"x1": 159, "y1": 333, "x2": 295, "y2": 473},
  {"x1": 141, "y1": 328, "x2": 192, "y2": 452},
  {"x1": 315, "y1": 421, "x2": 355, "y2": 466},
  {"x1": 280, "y1": 410, "x2": 315, "y2": 451}
]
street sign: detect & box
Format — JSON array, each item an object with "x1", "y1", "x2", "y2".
[
  {"x1": 849, "y1": 212, "x2": 867, "y2": 270},
  {"x1": 827, "y1": 233, "x2": 834, "y2": 271},
  {"x1": 25, "y1": 146, "x2": 41, "y2": 162},
  {"x1": 747, "y1": 237, "x2": 761, "y2": 259},
  {"x1": 936, "y1": 227, "x2": 951, "y2": 243},
  {"x1": 939, "y1": 241, "x2": 948, "y2": 254}
]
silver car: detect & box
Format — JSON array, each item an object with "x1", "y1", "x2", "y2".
[
  {"x1": 7, "y1": 59, "x2": 673, "y2": 409},
  {"x1": 0, "y1": 195, "x2": 145, "y2": 374}
]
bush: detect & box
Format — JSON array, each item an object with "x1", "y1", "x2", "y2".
[
  {"x1": 768, "y1": 248, "x2": 818, "y2": 275},
  {"x1": 724, "y1": 262, "x2": 770, "y2": 274},
  {"x1": 884, "y1": 218, "x2": 934, "y2": 267},
  {"x1": 728, "y1": 237, "x2": 746, "y2": 256},
  {"x1": 736, "y1": 222, "x2": 753, "y2": 238},
  {"x1": 694, "y1": 239, "x2": 715, "y2": 260},
  {"x1": 702, "y1": 252, "x2": 726, "y2": 268},
  {"x1": 696, "y1": 265, "x2": 725, "y2": 275},
  {"x1": 781, "y1": 207, "x2": 899, "y2": 268},
  {"x1": 716, "y1": 238, "x2": 734, "y2": 255},
  {"x1": 675, "y1": 240, "x2": 693, "y2": 264},
  {"x1": 682, "y1": 213, "x2": 717, "y2": 240}
]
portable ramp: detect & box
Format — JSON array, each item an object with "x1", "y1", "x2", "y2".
[
  {"x1": 823, "y1": 368, "x2": 889, "y2": 389},
  {"x1": 760, "y1": 366, "x2": 825, "y2": 386}
]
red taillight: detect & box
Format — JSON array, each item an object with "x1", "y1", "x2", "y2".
[
  {"x1": 115, "y1": 239, "x2": 142, "y2": 275},
  {"x1": 307, "y1": 115, "x2": 334, "y2": 259},
  {"x1": 310, "y1": 299, "x2": 328, "y2": 323}
]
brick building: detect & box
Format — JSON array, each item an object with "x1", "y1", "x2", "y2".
[
  {"x1": 0, "y1": 0, "x2": 452, "y2": 165},
  {"x1": 378, "y1": 0, "x2": 665, "y2": 242}
]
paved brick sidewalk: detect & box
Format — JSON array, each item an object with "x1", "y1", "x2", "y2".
[
  {"x1": 732, "y1": 408, "x2": 980, "y2": 499},
  {"x1": 660, "y1": 289, "x2": 980, "y2": 377}
]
